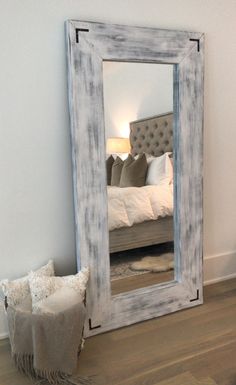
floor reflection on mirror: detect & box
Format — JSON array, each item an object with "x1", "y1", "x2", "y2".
[{"x1": 110, "y1": 242, "x2": 174, "y2": 295}]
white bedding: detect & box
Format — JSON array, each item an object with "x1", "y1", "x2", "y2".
[{"x1": 108, "y1": 184, "x2": 173, "y2": 231}]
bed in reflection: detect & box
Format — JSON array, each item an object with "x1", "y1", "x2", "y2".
[
  {"x1": 108, "y1": 112, "x2": 174, "y2": 251},
  {"x1": 106, "y1": 112, "x2": 174, "y2": 295}
]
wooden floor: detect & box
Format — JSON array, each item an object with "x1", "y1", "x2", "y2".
[
  {"x1": 111, "y1": 270, "x2": 174, "y2": 295},
  {"x1": 2, "y1": 279, "x2": 236, "y2": 385}
]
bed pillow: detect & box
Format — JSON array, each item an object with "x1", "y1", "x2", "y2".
[
  {"x1": 29, "y1": 267, "x2": 89, "y2": 311},
  {"x1": 33, "y1": 287, "x2": 83, "y2": 315},
  {"x1": 146, "y1": 152, "x2": 173, "y2": 186},
  {"x1": 120, "y1": 153, "x2": 148, "y2": 188},
  {"x1": 111, "y1": 156, "x2": 124, "y2": 186},
  {"x1": 0, "y1": 260, "x2": 55, "y2": 307},
  {"x1": 169, "y1": 155, "x2": 174, "y2": 184},
  {"x1": 109, "y1": 153, "x2": 129, "y2": 161},
  {"x1": 135, "y1": 153, "x2": 155, "y2": 164},
  {"x1": 106, "y1": 155, "x2": 114, "y2": 185},
  {"x1": 31, "y1": 286, "x2": 85, "y2": 315}
]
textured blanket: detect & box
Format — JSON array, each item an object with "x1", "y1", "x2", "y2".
[
  {"x1": 108, "y1": 184, "x2": 173, "y2": 231},
  {"x1": 6, "y1": 295, "x2": 92, "y2": 385}
]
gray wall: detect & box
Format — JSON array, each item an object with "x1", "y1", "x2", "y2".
[{"x1": 1, "y1": 0, "x2": 236, "y2": 336}]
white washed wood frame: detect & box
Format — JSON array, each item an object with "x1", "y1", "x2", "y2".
[{"x1": 66, "y1": 20, "x2": 204, "y2": 337}]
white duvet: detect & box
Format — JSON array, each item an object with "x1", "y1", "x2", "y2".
[{"x1": 108, "y1": 184, "x2": 173, "y2": 231}]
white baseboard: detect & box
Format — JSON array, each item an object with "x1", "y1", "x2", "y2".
[
  {"x1": 203, "y1": 250, "x2": 236, "y2": 285},
  {"x1": 0, "y1": 332, "x2": 8, "y2": 340},
  {"x1": 204, "y1": 271, "x2": 236, "y2": 286},
  {"x1": 0, "y1": 251, "x2": 236, "y2": 339}
]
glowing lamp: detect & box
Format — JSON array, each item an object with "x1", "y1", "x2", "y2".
[{"x1": 106, "y1": 137, "x2": 130, "y2": 154}]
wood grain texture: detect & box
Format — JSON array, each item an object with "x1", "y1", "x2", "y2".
[
  {"x1": 111, "y1": 270, "x2": 174, "y2": 295},
  {"x1": 109, "y1": 217, "x2": 173, "y2": 253},
  {"x1": 153, "y1": 372, "x2": 217, "y2": 385},
  {"x1": 66, "y1": 20, "x2": 204, "y2": 336},
  {"x1": 174, "y1": 35, "x2": 204, "y2": 297},
  {"x1": 66, "y1": 21, "x2": 111, "y2": 327},
  {"x1": 3, "y1": 279, "x2": 236, "y2": 385}
]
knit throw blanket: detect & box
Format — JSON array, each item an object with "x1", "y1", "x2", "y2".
[{"x1": 6, "y1": 296, "x2": 92, "y2": 385}]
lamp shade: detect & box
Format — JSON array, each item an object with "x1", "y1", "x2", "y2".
[{"x1": 106, "y1": 137, "x2": 130, "y2": 154}]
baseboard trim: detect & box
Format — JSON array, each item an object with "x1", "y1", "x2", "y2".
[
  {"x1": 204, "y1": 272, "x2": 236, "y2": 286},
  {"x1": 0, "y1": 332, "x2": 8, "y2": 340},
  {"x1": 203, "y1": 250, "x2": 236, "y2": 286}
]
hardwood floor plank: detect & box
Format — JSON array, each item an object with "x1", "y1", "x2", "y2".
[
  {"x1": 1, "y1": 279, "x2": 236, "y2": 385},
  {"x1": 152, "y1": 372, "x2": 200, "y2": 385},
  {"x1": 198, "y1": 379, "x2": 218, "y2": 385},
  {"x1": 153, "y1": 372, "x2": 217, "y2": 385}
]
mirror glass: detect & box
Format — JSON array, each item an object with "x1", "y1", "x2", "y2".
[{"x1": 103, "y1": 61, "x2": 175, "y2": 296}]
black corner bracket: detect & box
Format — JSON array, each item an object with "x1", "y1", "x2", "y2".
[
  {"x1": 76, "y1": 28, "x2": 89, "y2": 43},
  {"x1": 4, "y1": 296, "x2": 8, "y2": 311},
  {"x1": 89, "y1": 318, "x2": 101, "y2": 330},
  {"x1": 190, "y1": 289, "x2": 200, "y2": 302},
  {"x1": 189, "y1": 38, "x2": 200, "y2": 52}
]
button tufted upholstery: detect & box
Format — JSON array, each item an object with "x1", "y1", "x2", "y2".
[{"x1": 129, "y1": 112, "x2": 173, "y2": 157}]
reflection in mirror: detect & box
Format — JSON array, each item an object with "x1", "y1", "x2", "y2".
[{"x1": 103, "y1": 61, "x2": 174, "y2": 296}]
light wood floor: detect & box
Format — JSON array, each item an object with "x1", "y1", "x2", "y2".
[
  {"x1": 1, "y1": 279, "x2": 236, "y2": 385},
  {"x1": 111, "y1": 270, "x2": 174, "y2": 295}
]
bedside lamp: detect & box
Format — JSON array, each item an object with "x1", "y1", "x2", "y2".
[{"x1": 106, "y1": 137, "x2": 130, "y2": 154}]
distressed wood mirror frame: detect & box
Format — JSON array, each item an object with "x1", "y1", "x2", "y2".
[{"x1": 66, "y1": 20, "x2": 204, "y2": 337}]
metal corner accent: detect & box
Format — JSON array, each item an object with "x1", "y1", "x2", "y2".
[
  {"x1": 189, "y1": 38, "x2": 200, "y2": 52},
  {"x1": 89, "y1": 318, "x2": 101, "y2": 330},
  {"x1": 75, "y1": 28, "x2": 89, "y2": 43},
  {"x1": 190, "y1": 289, "x2": 200, "y2": 302}
]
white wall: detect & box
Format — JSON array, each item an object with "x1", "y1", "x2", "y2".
[
  {"x1": 103, "y1": 62, "x2": 173, "y2": 138},
  {"x1": 0, "y1": 0, "x2": 236, "y2": 337}
]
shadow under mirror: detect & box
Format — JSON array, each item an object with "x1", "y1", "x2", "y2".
[{"x1": 103, "y1": 61, "x2": 175, "y2": 296}]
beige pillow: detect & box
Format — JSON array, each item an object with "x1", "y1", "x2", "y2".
[
  {"x1": 0, "y1": 260, "x2": 55, "y2": 307},
  {"x1": 31, "y1": 287, "x2": 83, "y2": 315},
  {"x1": 111, "y1": 156, "x2": 124, "y2": 186},
  {"x1": 120, "y1": 153, "x2": 148, "y2": 187},
  {"x1": 106, "y1": 155, "x2": 114, "y2": 185},
  {"x1": 29, "y1": 267, "x2": 89, "y2": 311}
]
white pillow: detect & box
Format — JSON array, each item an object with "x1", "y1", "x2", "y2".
[
  {"x1": 146, "y1": 153, "x2": 173, "y2": 186},
  {"x1": 32, "y1": 286, "x2": 84, "y2": 315},
  {"x1": 169, "y1": 156, "x2": 174, "y2": 184},
  {"x1": 0, "y1": 260, "x2": 55, "y2": 307},
  {"x1": 134, "y1": 153, "x2": 154, "y2": 164},
  {"x1": 109, "y1": 153, "x2": 129, "y2": 160},
  {"x1": 29, "y1": 267, "x2": 89, "y2": 311}
]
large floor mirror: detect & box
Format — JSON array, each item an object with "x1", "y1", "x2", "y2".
[{"x1": 66, "y1": 21, "x2": 204, "y2": 337}]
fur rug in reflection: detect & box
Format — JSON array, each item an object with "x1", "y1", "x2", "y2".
[
  {"x1": 130, "y1": 252, "x2": 174, "y2": 272},
  {"x1": 110, "y1": 242, "x2": 174, "y2": 280}
]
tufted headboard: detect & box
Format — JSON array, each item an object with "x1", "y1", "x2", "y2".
[{"x1": 129, "y1": 112, "x2": 173, "y2": 157}]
